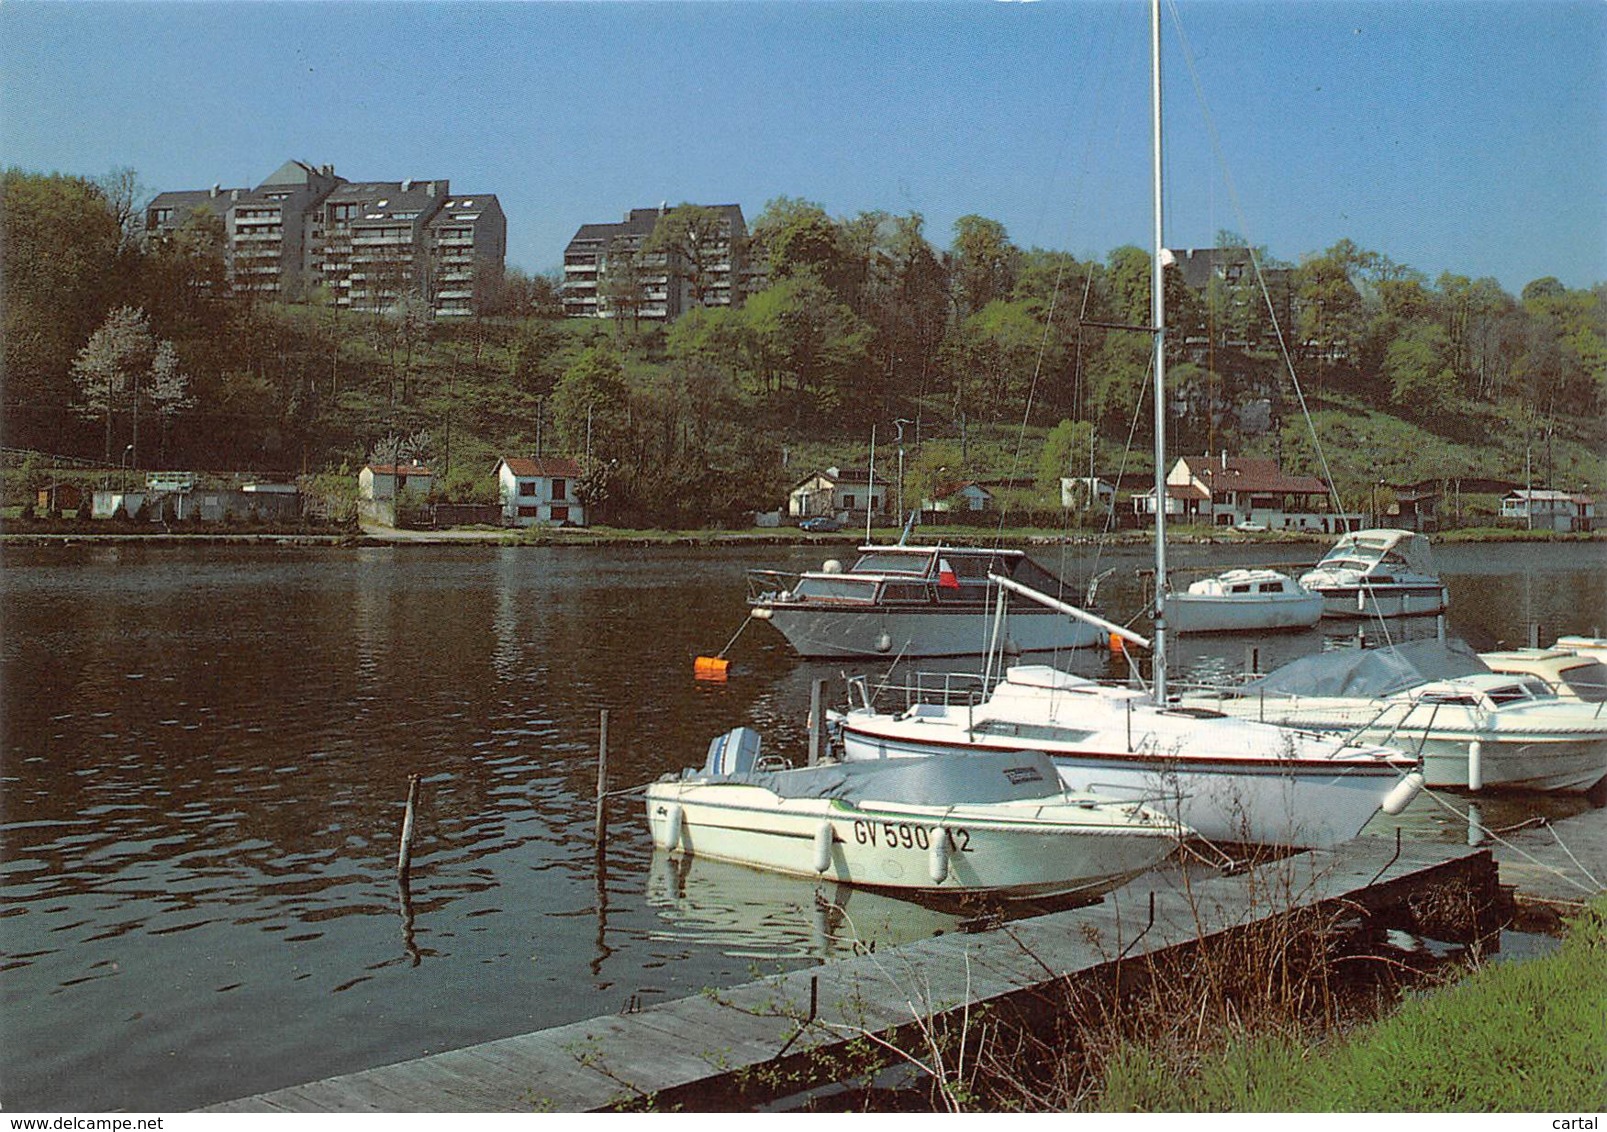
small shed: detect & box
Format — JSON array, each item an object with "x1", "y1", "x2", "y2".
[
  {"x1": 36, "y1": 483, "x2": 85, "y2": 514},
  {"x1": 359, "y1": 463, "x2": 433, "y2": 502}
]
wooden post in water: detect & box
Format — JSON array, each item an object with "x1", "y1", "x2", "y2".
[
  {"x1": 397, "y1": 773, "x2": 421, "y2": 878},
  {"x1": 595, "y1": 709, "x2": 610, "y2": 852},
  {"x1": 808, "y1": 679, "x2": 826, "y2": 766}
]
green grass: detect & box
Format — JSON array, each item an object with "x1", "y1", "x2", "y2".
[{"x1": 1090, "y1": 899, "x2": 1607, "y2": 1112}]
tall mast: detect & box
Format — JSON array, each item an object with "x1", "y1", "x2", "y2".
[{"x1": 1149, "y1": 0, "x2": 1168, "y2": 703}]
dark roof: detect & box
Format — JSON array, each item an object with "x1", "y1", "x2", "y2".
[
  {"x1": 566, "y1": 203, "x2": 747, "y2": 253},
  {"x1": 1181, "y1": 456, "x2": 1330, "y2": 496}
]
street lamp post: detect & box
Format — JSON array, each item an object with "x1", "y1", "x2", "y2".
[
  {"x1": 893, "y1": 418, "x2": 911, "y2": 527},
  {"x1": 121, "y1": 444, "x2": 135, "y2": 493}
]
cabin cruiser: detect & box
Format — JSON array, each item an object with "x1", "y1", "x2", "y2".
[
  {"x1": 1298, "y1": 529, "x2": 1448, "y2": 619},
  {"x1": 1554, "y1": 635, "x2": 1607, "y2": 666},
  {"x1": 1480, "y1": 647, "x2": 1607, "y2": 704},
  {"x1": 646, "y1": 727, "x2": 1185, "y2": 901},
  {"x1": 747, "y1": 544, "x2": 1107, "y2": 659},
  {"x1": 1166, "y1": 568, "x2": 1323, "y2": 635},
  {"x1": 1180, "y1": 640, "x2": 1607, "y2": 795}
]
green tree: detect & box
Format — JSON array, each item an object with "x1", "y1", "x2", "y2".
[
  {"x1": 1037, "y1": 418, "x2": 1096, "y2": 494},
  {"x1": 949, "y1": 215, "x2": 1019, "y2": 317},
  {"x1": 749, "y1": 196, "x2": 847, "y2": 287},
  {"x1": 1, "y1": 170, "x2": 124, "y2": 451},
  {"x1": 641, "y1": 203, "x2": 734, "y2": 309},
  {"x1": 742, "y1": 271, "x2": 870, "y2": 427},
  {"x1": 1384, "y1": 323, "x2": 1458, "y2": 415},
  {"x1": 550, "y1": 345, "x2": 631, "y2": 465}
]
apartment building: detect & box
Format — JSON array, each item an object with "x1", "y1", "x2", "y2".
[
  {"x1": 145, "y1": 160, "x2": 505, "y2": 317},
  {"x1": 562, "y1": 203, "x2": 747, "y2": 321}
]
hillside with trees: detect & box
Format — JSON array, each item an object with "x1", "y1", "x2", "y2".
[{"x1": 3, "y1": 167, "x2": 1603, "y2": 526}]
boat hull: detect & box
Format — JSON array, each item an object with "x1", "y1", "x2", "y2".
[
  {"x1": 1167, "y1": 592, "x2": 1323, "y2": 635},
  {"x1": 756, "y1": 604, "x2": 1108, "y2": 659},
  {"x1": 1188, "y1": 699, "x2": 1607, "y2": 793},
  {"x1": 1309, "y1": 583, "x2": 1449, "y2": 620},
  {"x1": 644, "y1": 784, "x2": 1179, "y2": 900},
  {"x1": 838, "y1": 724, "x2": 1406, "y2": 850}
]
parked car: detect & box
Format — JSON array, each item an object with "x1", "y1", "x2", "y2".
[{"x1": 799, "y1": 515, "x2": 844, "y2": 533}]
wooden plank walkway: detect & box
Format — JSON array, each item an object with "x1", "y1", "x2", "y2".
[{"x1": 204, "y1": 832, "x2": 1508, "y2": 1114}]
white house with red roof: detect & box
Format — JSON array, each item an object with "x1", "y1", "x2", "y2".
[
  {"x1": 787, "y1": 466, "x2": 884, "y2": 520},
  {"x1": 1134, "y1": 454, "x2": 1354, "y2": 532},
  {"x1": 497, "y1": 456, "x2": 586, "y2": 526}
]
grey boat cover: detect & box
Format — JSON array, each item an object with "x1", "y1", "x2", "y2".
[
  {"x1": 693, "y1": 730, "x2": 1062, "y2": 806},
  {"x1": 1241, "y1": 638, "x2": 1490, "y2": 699}
]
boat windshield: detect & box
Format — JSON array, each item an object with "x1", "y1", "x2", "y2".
[
  {"x1": 850, "y1": 550, "x2": 935, "y2": 575},
  {"x1": 789, "y1": 576, "x2": 880, "y2": 603},
  {"x1": 1485, "y1": 679, "x2": 1555, "y2": 705}
]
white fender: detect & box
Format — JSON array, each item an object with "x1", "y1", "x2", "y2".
[
  {"x1": 1467, "y1": 740, "x2": 1484, "y2": 793},
  {"x1": 662, "y1": 803, "x2": 684, "y2": 851},
  {"x1": 813, "y1": 822, "x2": 834, "y2": 873},
  {"x1": 928, "y1": 826, "x2": 951, "y2": 885},
  {"x1": 1381, "y1": 772, "x2": 1425, "y2": 816}
]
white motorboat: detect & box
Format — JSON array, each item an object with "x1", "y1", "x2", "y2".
[
  {"x1": 1166, "y1": 568, "x2": 1323, "y2": 635},
  {"x1": 645, "y1": 727, "x2": 1186, "y2": 901},
  {"x1": 1554, "y1": 635, "x2": 1607, "y2": 666},
  {"x1": 1480, "y1": 647, "x2": 1607, "y2": 704},
  {"x1": 833, "y1": 0, "x2": 1423, "y2": 851},
  {"x1": 1182, "y1": 641, "x2": 1607, "y2": 795},
  {"x1": 1298, "y1": 529, "x2": 1449, "y2": 619},
  {"x1": 747, "y1": 544, "x2": 1107, "y2": 659}
]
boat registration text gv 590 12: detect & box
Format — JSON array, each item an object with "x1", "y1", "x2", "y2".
[{"x1": 852, "y1": 820, "x2": 972, "y2": 853}]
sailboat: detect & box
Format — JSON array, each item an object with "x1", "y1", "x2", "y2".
[{"x1": 836, "y1": 0, "x2": 1424, "y2": 849}]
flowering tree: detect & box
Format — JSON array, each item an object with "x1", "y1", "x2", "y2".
[{"x1": 71, "y1": 306, "x2": 156, "y2": 462}]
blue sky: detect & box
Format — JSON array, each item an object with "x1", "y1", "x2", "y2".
[{"x1": 3, "y1": 1, "x2": 1602, "y2": 294}]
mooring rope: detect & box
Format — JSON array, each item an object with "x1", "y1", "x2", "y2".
[{"x1": 1413, "y1": 786, "x2": 1603, "y2": 895}]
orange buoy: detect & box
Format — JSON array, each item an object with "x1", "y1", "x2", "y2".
[
  {"x1": 1108, "y1": 631, "x2": 1126, "y2": 654},
  {"x1": 694, "y1": 656, "x2": 730, "y2": 681}
]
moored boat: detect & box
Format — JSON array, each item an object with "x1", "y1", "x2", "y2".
[
  {"x1": 747, "y1": 544, "x2": 1107, "y2": 659},
  {"x1": 1166, "y1": 568, "x2": 1323, "y2": 635},
  {"x1": 1298, "y1": 528, "x2": 1449, "y2": 619},
  {"x1": 1480, "y1": 647, "x2": 1607, "y2": 704},
  {"x1": 1554, "y1": 635, "x2": 1607, "y2": 666},
  {"x1": 646, "y1": 727, "x2": 1186, "y2": 901},
  {"x1": 838, "y1": 666, "x2": 1422, "y2": 849},
  {"x1": 1180, "y1": 640, "x2": 1607, "y2": 794}
]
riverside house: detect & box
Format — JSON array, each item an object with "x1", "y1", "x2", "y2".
[{"x1": 496, "y1": 456, "x2": 586, "y2": 527}]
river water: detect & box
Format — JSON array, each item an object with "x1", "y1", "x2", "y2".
[{"x1": 3, "y1": 538, "x2": 1603, "y2": 1111}]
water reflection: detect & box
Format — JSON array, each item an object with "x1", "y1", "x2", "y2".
[{"x1": 644, "y1": 852, "x2": 967, "y2": 961}]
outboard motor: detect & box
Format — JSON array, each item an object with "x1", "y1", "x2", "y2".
[{"x1": 701, "y1": 726, "x2": 763, "y2": 776}]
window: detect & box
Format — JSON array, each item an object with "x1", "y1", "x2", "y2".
[
  {"x1": 551, "y1": 506, "x2": 570, "y2": 523},
  {"x1": 517, "y1": 505, "x2": 539, "y2": 518},
  {"x1": 843, "y1": 494, "x2": 856, "y2": 509},
  {"x1": 519, "y1": 482, "x2": 536, "y2": 497},
  {"x1": 551, "y1": 478, "x2": 567, "y2": 501}
]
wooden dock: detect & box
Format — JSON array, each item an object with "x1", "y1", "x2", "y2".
[{"x1": 202, "y1": 824, "x2": 1549, "y2": 1114}]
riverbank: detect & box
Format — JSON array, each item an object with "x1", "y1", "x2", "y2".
[{"x1": 4, "y1": 519, "x2": 1603, "y2": 550}]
